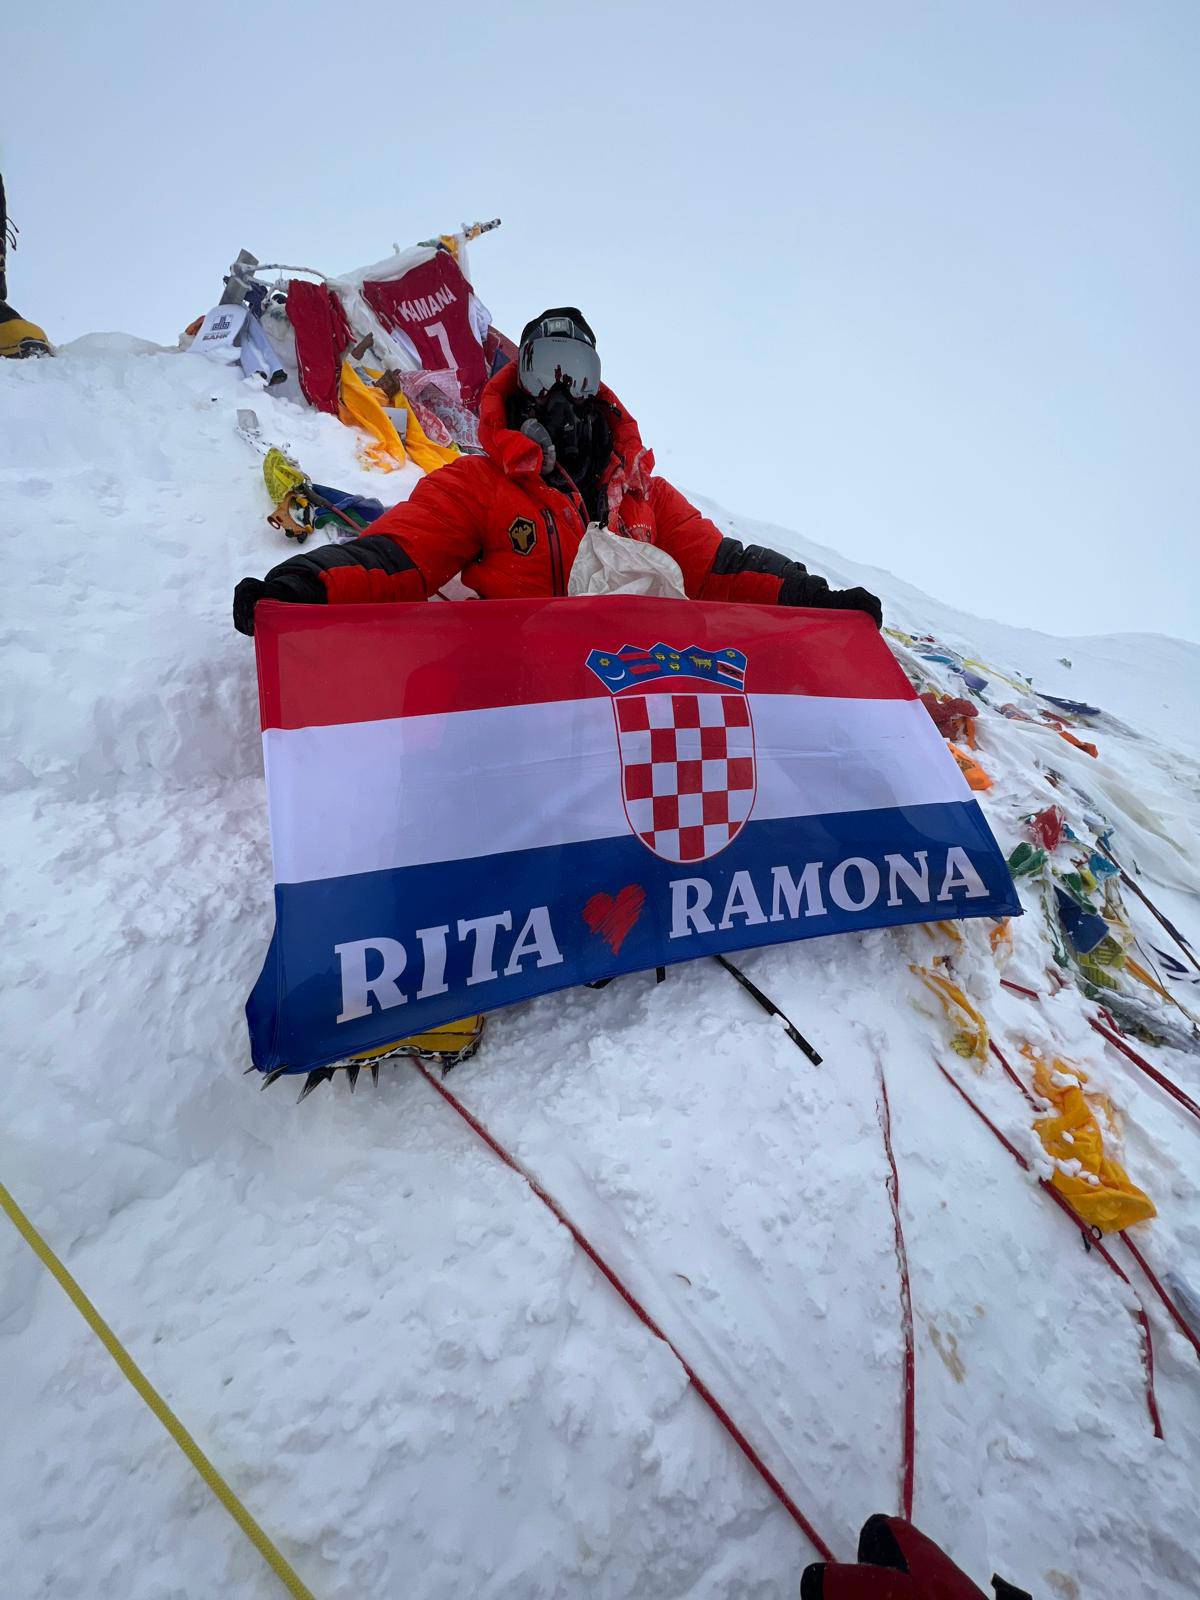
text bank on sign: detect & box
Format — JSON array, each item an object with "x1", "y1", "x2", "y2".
[{"x1": 246, "y1": 596, "x2": 1019, "y2": 1074}]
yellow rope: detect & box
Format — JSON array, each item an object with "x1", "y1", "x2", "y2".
[
  {"x1": 1124, "y1": 955, "x2": 1172, "y2": 1000},
  {"x1": 0, "y1": 1179, "x2": 318, "y2": 1600}
]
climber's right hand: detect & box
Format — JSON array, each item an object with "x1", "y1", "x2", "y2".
[{"x1": 829, "y1": 585, "x2": 883, "y2": 629}]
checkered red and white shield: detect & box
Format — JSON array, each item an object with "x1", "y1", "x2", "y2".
[{"x1": 612, "y1": 690, "x2": 757, "y2": 863}]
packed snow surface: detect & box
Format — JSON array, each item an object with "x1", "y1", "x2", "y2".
[{"x1": 3, "y1": 344, "x2": 1199, "y2": 1599}]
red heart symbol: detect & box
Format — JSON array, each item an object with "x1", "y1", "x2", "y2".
[{"x1": 583, "y1": 885, "x2": 646, "y2": 955}]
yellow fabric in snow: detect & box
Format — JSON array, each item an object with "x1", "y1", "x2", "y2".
[
  {"x1": 262, "y1": 446, "x2": 306, "y2": 505},
  {"x1": 911, "y1": 964, "x2": 989, "y2": 1061},
  {"x1": 1025, "y1": 1047, "x2": 1156, "y2": 1233},
  {"x1": 358, "y1": 363, "x2": 459, "y2": 474},
  {"x1": 338, "y1": 361, "x2": 408, "y2": 471},
  {"x1": 339, "y1": 362, "x2": 460, "y2": 475}
]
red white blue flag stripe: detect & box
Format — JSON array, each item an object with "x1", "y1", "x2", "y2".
[{"x1": 247, "y1": 596, "x2": 1019, "y2": 1073}]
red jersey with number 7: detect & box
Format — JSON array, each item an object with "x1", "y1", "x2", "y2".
[{"x1": 363, "y1": 251, "x2": 488, "y2": 408}]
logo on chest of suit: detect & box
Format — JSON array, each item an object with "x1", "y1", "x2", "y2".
[{"x1": 508, "y1": 516, "x2": 537, "y2": 556}]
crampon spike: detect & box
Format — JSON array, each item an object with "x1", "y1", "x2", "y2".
[
  {"x1": 262, "y1": 1018, "x2": 485, "y2": 1102},
  {"x1": 297, "y1": 1067, "x2": 335, "y2": 1103}
]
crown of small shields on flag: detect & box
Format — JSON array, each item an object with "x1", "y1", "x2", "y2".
[
  {"x1": 586, "y1": 644, "x2": 757, "y2": 865},
  {"x1": 585, "y1": 643, "x2": 747, "y2": 692}
]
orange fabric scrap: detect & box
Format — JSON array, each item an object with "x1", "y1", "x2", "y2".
[
  {"x1": 1040, "y1": 714, "x2": 1099, "y2": 759},
  {"x1": 948, "y1": 743, "x2": 993, "y2": 791}
]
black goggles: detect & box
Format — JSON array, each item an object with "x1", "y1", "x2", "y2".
[{"x1": 517, "y1": 333, "x2": 601, "y2": 402}]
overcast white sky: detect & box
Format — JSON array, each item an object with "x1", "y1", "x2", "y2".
[{"x1": 5, "y1": 2, "x2": 1197, "y2": 641}]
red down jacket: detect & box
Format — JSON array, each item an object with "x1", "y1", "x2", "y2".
[{"x1": 233, "y1": 363, "x2": 881, "y2": 631}]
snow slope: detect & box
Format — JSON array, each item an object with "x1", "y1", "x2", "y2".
[{"x1": 3, "y1": 342, "x2": 1199, "y2": 1599}]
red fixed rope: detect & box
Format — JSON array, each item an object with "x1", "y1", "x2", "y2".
[
  {"x1": 1089, "y1": 1016, "x2": 1200, "y2": 1126},
  {"x1": 992, "y1": 1036, "x2": 1200, "y2": 1368},
  {"x1": 998, "y1": 979, "x2": 1200, "y2": 1129},
  {"x1": 998, "y1": 977, "x2": 1041, "y2": 1002},
  {"x1": 411, "y1": 1060, "x2": 835, "y2": 1561},
  {"x1": 988, "y1": 1039, "x2": 1039, "y2": 1109},
  {"x1": 932, "y1": 1058, "x2": 1163, "y2": 1439},
  {"x1": 1121, "y1": 1233, "x2": 1200, "y2": 1363},
  {"x1": 875, "y1": 1063, "x2": 916, "y2": 1519}
]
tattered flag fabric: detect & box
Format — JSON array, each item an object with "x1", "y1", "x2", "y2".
[
  {"x1": 362, "y1": 250, "x2": 489, "y2": 409},
  {"x1": 246, "y1": 596, "x2": 1019, "y2": 1074}
]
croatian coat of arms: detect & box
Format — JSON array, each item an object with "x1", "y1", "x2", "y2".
[{"x1": 585, "y1": 643, "x2": 756, "y2": 864}]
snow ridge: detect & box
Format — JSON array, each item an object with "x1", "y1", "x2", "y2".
[{"x1": 3, "y1": 346, "x2": 1199, "y2": 1599}]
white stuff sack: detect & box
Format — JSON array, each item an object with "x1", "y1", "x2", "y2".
[{"x1": 567, "y1": 522, "x2": 687, "y2": 599}]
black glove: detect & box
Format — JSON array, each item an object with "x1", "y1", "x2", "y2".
[
  {"x1": 777, "y1": 569, "x2": 883, "y2": 629},
  {"x1": 233, "y1": 533, "x2": 422, "y2": 637},
  {"x1": 233, "y1": 571, "x2": 324, "y2": 636},
  {"x1": 233, "y1": 577, "x2": 267, "y2": 637},
  {"x1": 829, "y1": 585, "x2": 883, "y2": 629}
]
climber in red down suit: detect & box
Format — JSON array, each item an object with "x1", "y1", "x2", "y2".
[{"x1": 233, "y1": 308, "x2": 882, "y2": 632}]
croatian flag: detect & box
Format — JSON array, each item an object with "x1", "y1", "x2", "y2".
[{"x1": 246, "y1": 596, "x2": 1019, "y2": 1074}]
